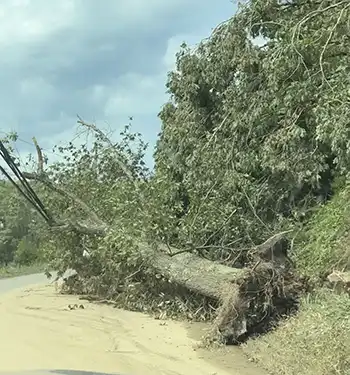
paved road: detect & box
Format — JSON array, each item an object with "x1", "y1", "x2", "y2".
[
  {"x1": 0, "y1": 272, "x2": 49, "y2": 294},
  {"x1": 0, "y1": 272, "x2": 121, "y2": 375},
  {"x1": 0, "y1": 271, "x2": 263, "y2": 375},
  {"x1": 0, "y1": 269, "x2": 79, "y2": 294}
]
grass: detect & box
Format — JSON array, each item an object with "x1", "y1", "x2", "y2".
[
  {"x1": 243, "y1": 182, "x2": 350, "y2": 375},
  {"x1": 244, "y1": 289, "x2": 350, "y2": 375},
  {"x1": 294, "y1": 183, "x2": 350, "y2": 278},
  {"x1": 0, "y1": 263, "x2": 47, "y2": 279}
]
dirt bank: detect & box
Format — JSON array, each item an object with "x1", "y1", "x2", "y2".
[{"x1": 0, "y1": 282, "x2": 264, "y2": 375}]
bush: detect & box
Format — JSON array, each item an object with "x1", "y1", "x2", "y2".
[{"x1": 14, "y1": 235, "x2": 42, "y2": 266}]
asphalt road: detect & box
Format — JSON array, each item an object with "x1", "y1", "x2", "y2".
[
  {"x1": 0, "y1": 269, "x2": 79, "y2": 294},
  {"x1": 0, "y1": 272, "x2": 50, "y2": 294},
  {"x1": 0, "y1": 272, "x2": 121, "y2": 375},
  {"x1": 0, "y1": 272, "x2": 260, "y2": 375}
]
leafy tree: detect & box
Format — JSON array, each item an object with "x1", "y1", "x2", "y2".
[
  {"x1": 0, "y1": 133, "x2": 46, "y2": 266},
  {"x1": 0, "y1": 181, "x2": 42, "y2": 265},
  {"x1": 155, "y1": 0, "x2": 350, "y2": 263}
]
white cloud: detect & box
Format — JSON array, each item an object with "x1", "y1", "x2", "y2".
[
  {"x1": 0, "y1": 0, "x2": 75, "y2": 45},
  {"x1": 0, "y1": 0, "x2": 237, "y2": 172}
]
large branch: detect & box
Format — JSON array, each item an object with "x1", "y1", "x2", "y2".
[
  {"x1": 22, "y1": 170, "x2": 107, "y2": 229},
  {"x1": 77, "y1": 116, "x2": 135, "y2": 183},
  {"x1": 49, "y1": 220, "x2": 108, "y2": 236},
  {"x1": 21, "y1": 136, "x2": 108, "y2": 235}
]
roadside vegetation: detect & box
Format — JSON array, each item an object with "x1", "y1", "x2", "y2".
[
  {"x1": 244, "y1": 289, "x2": 350, "y2": 375},
  {"x1": 244, "y1": 181, "x2": 350, "y2": 375},
  {"x1": 0, "y1": 1, "x2": 349, "y2": 374},
  {"x1": 0, "y1": 174, "x2": 47, "y2": 278},
  {"x1": 0, "y1": 263, "x2": 46, "y2": 279}
]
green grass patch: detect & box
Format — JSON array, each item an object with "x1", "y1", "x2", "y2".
[
  {"x1": 0, "y1": 263, "x2": 47, "y2": 279},
  {"x1": 244, "y1": 289, "x2": 350, "y2": 375},
  {"x1": 294, "y1": 183, "x2": 350, "y2": 277}
]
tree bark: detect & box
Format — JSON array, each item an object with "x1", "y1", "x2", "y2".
[
  {"x1": 149, "y1": 245, "x2": 247, "y2": 299},
  {"x1": 141, "y1": 243, "x2": 291, "y2": 343}
]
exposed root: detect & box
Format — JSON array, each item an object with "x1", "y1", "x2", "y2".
[{"x1": 203, "y1": 283, "x2": 247, "y2": 345}]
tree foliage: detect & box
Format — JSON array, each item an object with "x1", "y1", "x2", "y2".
[
  {"x1": 0, "y1": 133, "x2": 48, "y2": 266},
  {"x1": 0, "y1": 179, "x2": 45, "y2": 265},
  {"x1": 155, "y1": 0, "x2": 350, "y2": 263}
]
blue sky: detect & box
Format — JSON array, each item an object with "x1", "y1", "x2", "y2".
[{"x1": 0, "y1": 0, "x2": 237, "y2": 170}]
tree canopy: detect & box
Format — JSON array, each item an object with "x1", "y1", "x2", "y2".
[{"x1": 156, "y1": 0, "x2": 350, "y2": 260}]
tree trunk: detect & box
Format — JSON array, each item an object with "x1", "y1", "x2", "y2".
[
  {"x1": 149, "y1": 245, "x2": 247, "y2": 299},
  {"x1": 149, "y1": 247, "x2": 250, "y2": 342},
  {"x1": 138, "y1": 240, "x2": 297, "y2": 344}
]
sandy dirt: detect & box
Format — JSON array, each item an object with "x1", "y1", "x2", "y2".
[{"x1": 0, "y1": 282, "x2": 264, "y2": 375}]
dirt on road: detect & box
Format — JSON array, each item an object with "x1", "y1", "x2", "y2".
[{"x1": 0, "y1": 282, "x2": 264, "y2": 375}]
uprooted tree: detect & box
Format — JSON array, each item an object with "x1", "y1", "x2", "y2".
[
  {"x1": 0, "y1": 119, "x2": 304, "y2": 344},
  {"x1": 1, "y1": 0, "x2": 349, "y2": 343}
]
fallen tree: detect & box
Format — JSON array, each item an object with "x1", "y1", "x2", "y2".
[{"x1": 0, "y1": 125, "x2": 305, "y2": 344}]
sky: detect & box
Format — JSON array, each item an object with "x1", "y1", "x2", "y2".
[{"x1": 0, "y1": 0, "x2": 237, "y2": 171}]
